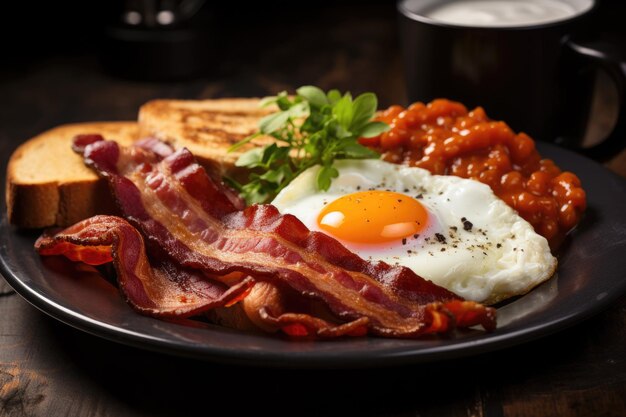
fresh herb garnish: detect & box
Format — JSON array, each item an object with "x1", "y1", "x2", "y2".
[{"x1": 228, "y1": 86, "x2": 389, "y2": 204}]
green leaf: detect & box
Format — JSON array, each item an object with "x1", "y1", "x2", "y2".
[
  {"x1": 241, "y1": 182, "x2": 269, "y2": 205},
  {"x1": 316, "y1": 165, "x2": 339, "y2": 191},
  {"x1": 296, "y1": 86, "x2": 328, "y2": 108},
  {"x1": 358, "y1": 121, "x2": 390, "y2": 138},
  {"x1": 261, "y1": 143, "x2": 279, "y2": 165},
  {"x1": 350, "y1": 92, "x2": 378, "y2": 131},
  {"x1": 304, "y1": 130, "x2": 325, "y2": 151},
  {"x1": 259, "y1": 111, "x2": 290, "y2": 134},
  {"x1": 259, "y1": 168, "x2": 285, "y2": 184},
  {"x1": 333, "y1": 93, "x2": 354, "y2": 130},
  {"x1": 340, "y1": 142, "x2": 381, "y2": 159},
  {"x1": 235, "y1": 147, "x2": 264, "y2": 167},
  {"x1": 333, "y1": 123, "x2": 352, "y2": 139},
  {"x1": 228, "y1": 132, "x2": 261, "y2": 153},
  {"x1": 287, "y1": 101, "x2": 309, "y2": 118},
  {"x1": 259, "y1": 96, "x2": 278, "y2": 107},
  {"x1": 275, "y1": 93, "x2": 293, "y2": 111},
  {"x1": 229, "y1": 85, "x2": 383, "y2": 203},
  {"x1": 327, "y1": 89, "x2": 341, "y2": 105},
  {"x1": 300, "y1": 110, "x2": 326, "y2": 133},
  {"x1": 264, "y1": 145, "x2": 290, "y2": 166}
]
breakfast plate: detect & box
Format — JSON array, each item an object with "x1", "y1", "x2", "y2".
[{"x1": 1, "y1": 142, "x2": 625, "y2": 368}]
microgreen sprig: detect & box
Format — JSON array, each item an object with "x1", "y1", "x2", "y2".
[{"x1": 228, "y1": 86, "x2": 389, "y2": 205}]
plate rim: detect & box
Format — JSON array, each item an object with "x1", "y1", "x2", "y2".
[{"x1": 2, "y1": 142, "x2": 626, "y2": 368}]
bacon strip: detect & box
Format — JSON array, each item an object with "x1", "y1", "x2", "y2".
[
  {"x1": 67, "y1": 136, "x2": 496, "y2": 337},
  {"x1": 35, "y1": 215, "x2": 254, "y2": 317},
  {"x1": 212, "y1": 282, "x2": 370, "y2": 338}
]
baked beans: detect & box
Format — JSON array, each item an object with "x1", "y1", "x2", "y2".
[{"x1": 360, "y1": 99, "x2": 586, "y2": 248}]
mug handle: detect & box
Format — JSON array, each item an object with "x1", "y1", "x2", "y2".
[{"x1": 565, "y1": 39, "x2": 626, "y2": 161}]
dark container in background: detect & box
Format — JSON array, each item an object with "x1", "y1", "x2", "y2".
[{"x1": 397, "y1": 0, "x2": 626, "y2": 161}]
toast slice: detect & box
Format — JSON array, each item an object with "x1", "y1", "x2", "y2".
[
  {"x1": 138, "y1": 98, "x2": 275, "y2": 177},
  {"x1": 6, "y1": 122, "x2": 138, "y2": 228}
]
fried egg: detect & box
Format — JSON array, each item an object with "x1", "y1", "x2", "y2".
[{"x1": 272, "y1": 159, "x2": 556, "y2": 305}]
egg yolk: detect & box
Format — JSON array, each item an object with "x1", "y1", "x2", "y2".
[{"x1": 317, "y1": 190, "x2": 428, "y2": 244}]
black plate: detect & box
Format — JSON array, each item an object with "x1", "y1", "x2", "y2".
[{"x1": 1, "y1": 143, "x2": 625, "y2": 368}]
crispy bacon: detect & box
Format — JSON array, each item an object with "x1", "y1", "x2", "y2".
[
  {"x1": 211, "y1": 282, "x2": 371, "y2": 338},
  {"x1": 35, "y1": 215, "x2": 254, "y2": 317},
  {"x1": 61, "y1": 136, "x2": 496, "y2": 337}
]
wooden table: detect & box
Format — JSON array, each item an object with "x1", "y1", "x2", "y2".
[{"x1": 1, "y1": 4, "x2": 625, "y2": 416}]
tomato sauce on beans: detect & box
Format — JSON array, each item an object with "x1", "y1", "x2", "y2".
[{"x1": 360, "y1": 99, "x2": 586, "y2": 248}]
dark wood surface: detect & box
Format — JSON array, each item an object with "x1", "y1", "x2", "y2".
[{"x1": 1, "y1": 4, "x2": 625, "y2": 416}]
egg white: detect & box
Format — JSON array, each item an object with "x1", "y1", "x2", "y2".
[{"x1": 272, "y1": 159, "x2": 557, "y2": 305}]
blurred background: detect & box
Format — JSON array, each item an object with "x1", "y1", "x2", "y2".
[{"x1": 0, "y1": 0, "x2": 624, "y2": 165}]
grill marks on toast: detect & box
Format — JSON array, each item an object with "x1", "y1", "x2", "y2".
[
  {"x1": 7, "y1": 98, "x2": 278, "y2": 228},
  {"x1": 138, "y1": 98, "x2": 277, "y2": 172},
  {"x1": 191, "y1": 128, "x2": 249, "y2": 145}
]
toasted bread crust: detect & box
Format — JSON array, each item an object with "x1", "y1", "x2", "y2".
[
  {"x1": 138, "y1": 98, "x2": 274, "y2": 175},
  {"x1": 8, "y1": 99, "x2": 274, "y2": 229},
  {"x1": 6, "y1": 122, "x2": 138, "y2": 228}
]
